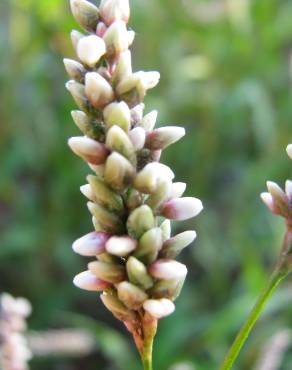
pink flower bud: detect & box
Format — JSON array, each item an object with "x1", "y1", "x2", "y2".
[
  {"x1": 77, "y1": 35, "x2": 106, "y2": 67},
  {"x1": 72, "y1": 231, "x2": 110, "y2": 256},
  {"x1": 143, "y1": 298, "x2": 175, "y2": 319},
  {"x1": 149, "y1": 259, "x2": 187, "y2": 280},
  {"x1": 85, "y1": 72, "x2": 114, "y2": 108},
  {"x1": 100, "y1": 0, "x2": 130, "y2": 26},
  {"x1": 68, "y1": 136, "x2": 109, "y2": 165},
  {"x1": 73, "y1": 271, "x2": 111, "y2": 291},
  {"x1": 106, "y1": 236, "x2": 137, "y2": 257},
  {"x1": 96, "y1": 22, "x2": 107, "y2": 37},
  {"x1": 161, "y1": 197, "x2": 203, "y2": 220},
  {"x1": 145, "y1": 126, "x2": 185, "y2": 150}
]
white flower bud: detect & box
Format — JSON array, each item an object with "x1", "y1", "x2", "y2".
[
  {"x1": 170, "y1": 182, "x2": 186, "y2": 199},
  {"x1": 143, "y1": 298, "x2": 175, "y2": 319},
  {"x1": 116, "y1": 71, "x2": 160, "y2": 104},
  {"x1": 80, "y1": 184, "x2": 94, "y2": 200},
  {"x1": 287, "y1": 144, "x2": 292, "y2": 160},
  {"x1": 103, "y1": 20, "x2": 129, "y2": 56},
  {"x1": 100, "y1": 0, "x2": 130, "y2": 26},
  {"x1": 146, "y1": 126, "x2": 186, "y2": 150},
  {"x1": 70, "y1": 0, "x2": 100, "y2": 32},
  {"x1": 85, "y1": 72, "x2": 114, "y2": 108},
  {"x1": 127, "y1": 30, "x2": 135, "y2": 47},
  {"x1": 77, "y1": 35, "x2": 106, "y2": 67},
  {"x1": 149, "y1": 259, "x2": 188, "y2": 280},
  {"x1": 260, "y1": 192, "x2": 275, "y2": 213},
  {"x1": 68, "y1": 136, "x2": 109, "y2": 165},
  {"x1": 129, "y1": 127, "x2": 146, "y2": 150},
  {"x1": 73, "y1": 271, "x2": 111, "y2": 291},
  {"x1": 161, "y1": 197, "x2": 203, "y2": 220},
  {"x1": 72, "y1": 231, "x2": 110, "y2": 256},
  {"x1": 140, "y1": 110, "x2": 158, "y2": 131},
  {"x1": 71, "y1": 29, "x2": 84, "y2": 51},
  {"x1": 134, "y1": 162, "x2": 175, "y2": 194},
  {"x1": 106, "y1": 236, "x2": 137, "y2": 257},
  {"x1": 63, "y1": 58, "x2": 86, "y2": 82},
  {"x1": 66, "y1": 80, "x2": 88, "y2": 112},
  {"x1": 285, "y1": 180, "x2": 292, "y2": 199},
  {"x1": 112, "y1": 50, "x2": 132, "y2": 85},
  {"x1": 103, "y1": 101, "x2": 131, "y2": 132}
]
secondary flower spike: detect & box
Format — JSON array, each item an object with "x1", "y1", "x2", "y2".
[{"x1": 64, "y1": 0, "x2": 203, "y2": 363}]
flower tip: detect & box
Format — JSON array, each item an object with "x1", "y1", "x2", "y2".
[
  {"x1": 286, "y1": 144, "x2": 292, "y2": 160},
  {"x1": 143, "y1": 298, "x2": 175, "y2": 319},
  {"x1": 73, "y1": 271, "x2": 110, "y2": 291},
  {"x1": 260, "y1": 192, "x2": 273, "y2": 207}
]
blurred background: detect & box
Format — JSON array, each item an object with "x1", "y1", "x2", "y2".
[{"x1": 1, "y1": 0, "x2": 292, "y2": 369}]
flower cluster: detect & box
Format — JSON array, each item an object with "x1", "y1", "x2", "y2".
[
  {"x1": 64, "y1": 0, "x2": 203, "y2": 349},
  {"x1": 261, "y1": 145, "x2": 292, "y2": 224},
  {"x1": 0, "y1": 293, "x2": 32, "y2": 370}
]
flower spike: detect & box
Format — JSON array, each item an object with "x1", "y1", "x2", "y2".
[{"x1": 64, "y1": 0, "x2": 203, "y2": 364}]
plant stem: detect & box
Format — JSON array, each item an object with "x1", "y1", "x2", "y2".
[
  {"x1": 140, "y1": 313, "x2": 157, "y2": 370},
  {"x1": 141, "y1": 338, "x2": 154, "y2": 370},
  {"x1": 218, "y1": 268, "x2": 288, "y2": 370}
]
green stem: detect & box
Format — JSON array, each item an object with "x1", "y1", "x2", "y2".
[
  {"x1": 141, "y1": 338, "x2": 154, "y2": 370},
  {"x1": 218, "y1": 268, "x2": 288, "y2": 370}
]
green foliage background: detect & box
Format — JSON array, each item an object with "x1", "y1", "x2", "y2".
[{"x1": 1, "y1": 0, "x2": 292, "y2": 369}]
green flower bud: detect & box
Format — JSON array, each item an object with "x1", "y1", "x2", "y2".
[
  {"x1": 87, "y1": 175, "x2": 124, "y2": 213},
  {"x1": 126, "y1": 256, "x2": 153, "y2": 290},
  {"x1": 71, "y1": 110, "x2": 105, "y2": 140},
  {"x1": 105, "y1": 125, "x2": 136, "y2": 165},
  {"x1": 87, "y1": 201, "x2": 124, "y2": 233},
  {"x1": 112, "y1": 50, "x2": 132, "y2": 86},
  {"x1": 125, "y1": 188, "x2": 144, "y2": 211},
  {"x1": 134, "y1": 227, "x2": 163, "y2": 264},
  {"x1": 70, "y1": 0, "x2": 100, "y2": 32},
  {"x1": 103, "y1": 101, "x2": 131, "y2": 132},
  {"x1": 146, "y1": 179, "x2": 172, "y2": 211},
  {"x1": 117, "y1": 281, "x2": 148, "y2": 310},
  {"x1": 104, "y1": 152, "x2": 135, "y2": 192},
  {"x1": 160, "y1": 230, "x2": 197, "y2": 259},
  {"x1": 103, "y1": 20, "x2": 129, "y2": 57},
  {"x1": 88, "y1": 260, "x2": 126, "y2": 283},
  {"x1": 100, "y1": 293, "x2": 137, "y2": 323},
  {"x1": 127, "y1": 205, "x2": 155, "y2": 239},
  {"x1": 149, "y1": 277, "x2": 185, "y2": 301}
]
